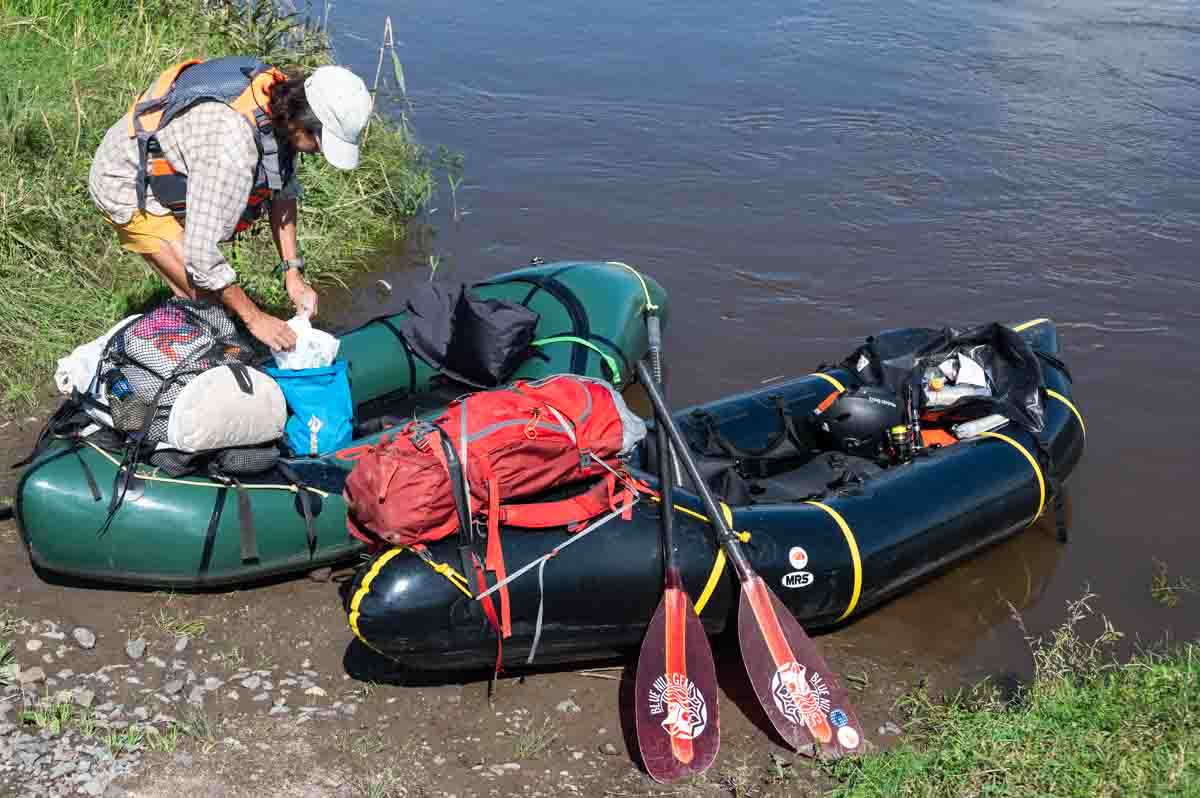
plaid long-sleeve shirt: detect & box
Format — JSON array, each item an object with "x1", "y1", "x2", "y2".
[{"x1": 88, "y1": 103, "x2": 300, "y2": 292}]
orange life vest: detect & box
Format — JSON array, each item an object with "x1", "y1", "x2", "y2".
[{"x1": 125, "y1": 56, "x2": 294, "y2": 235}]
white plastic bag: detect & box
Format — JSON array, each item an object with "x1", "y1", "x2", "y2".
[
  {"x1": 54, "y1": 315, "x2": 142, "y2": 396},
  {"x1": 270, "y1": 314, "x2": 340, "y2": 371}
]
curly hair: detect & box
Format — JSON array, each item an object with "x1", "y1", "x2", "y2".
[{"x1": 266, "y1": 72, "x2": 323, "y2": 136}]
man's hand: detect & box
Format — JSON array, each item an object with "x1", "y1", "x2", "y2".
[
  {"x1": 286, "y1": 271, "x2": 319, "y2": 318},
  {"x1": 248, "y1": 313, "x2": 298, "y2": 351}
]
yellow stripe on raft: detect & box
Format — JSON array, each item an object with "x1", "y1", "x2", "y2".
[
  {"x1": 694, "y1": 501, "x2": 750, "y2": 615},
  {"x1": 810, "y1": 372, "x2": 847, "y2": 393},
  {"x1": 804, "y1": 501, "x2": 862, "y2": 622},
  {"x1": 348, "y1": 547, "x2": 405, "y2": 645},
  {"x1": 978, "y1": 431, "x2": 1046, "y2": 525},
  {"x1": 1046, "y1": 389, "x2": 1086, "y2": 440},
  {"x1": 1013, "y1": 318, "x2": 1051, "y2": 332}
]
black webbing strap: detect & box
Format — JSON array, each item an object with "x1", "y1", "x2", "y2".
[
  {"x1": 276, "y1": 462, "x2": 317, "y2": 557},
  {"x1": 234, "y1": 478, "x2": 258, "y2": 563},
  {"x1": 199, "y1": 487, "x2": 228, "y2": 577},
  {"x1": 691, "y1": 394, "x2": 792, "y2": 459},
  {"x1": 73, "y1": 447, "x2": 102, "y2": 502},
  {"x1": 1054, "y1": 488, "x2": 1069, "y2": 543}
]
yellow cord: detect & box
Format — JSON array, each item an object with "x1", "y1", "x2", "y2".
[
  {"x1": 605, "y1": 261, "x2": 658, "y2": 312},
  {"x1": 83, "y1": 441, "x2": 330, "y2": 497},
  {"x1": 348, "y1": 548, "x2": 405, "y2": 644}
]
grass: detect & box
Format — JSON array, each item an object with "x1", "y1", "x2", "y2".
[
  {"x1": 0, "y1": 0, "x2": 433, "y2": 410},
  {"x1": 512, "y1": 717, "x2": 560, "y2": 761},
  {"x1": 175, "y1": 705, "x2": 219, "y2": 752},
  {"x1": 1151, "y1": 558, "x2": 1198, "y2": 608},
  {"x1": 824, "y1": 593, "x2": 1200, "y2": 797},
  {"x1": 145, "y1": 722, "x2": 181, "y2": 753},
  {"x1": 103, "y1": 726, "x2": 145, "y2": 756},
  {"x1": 19, "y1": 693, "x2": 75, "y2": 734},
  {"x1": 218, "y1": 643, "x2": 245, "y2": 670},
  {"x1": 346, "y1": 767, "x2": 408, "y2": 798},
  {"x1": 334, "y1": 730, "x2": 388, "y2": 758},
  {"x1": 0, "y1": 633, "x2": 13, "y2": 686},
  {"x1": 153, "y1": 607, "x2": 208, "y2": 639}
]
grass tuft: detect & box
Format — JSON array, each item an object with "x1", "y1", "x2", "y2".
[
  {"x1": 1151, "y1": 558, "x2": 1198, "y2": 608},
  {"x1": 512, "y1": 717, "x2": 560, "y2": 761}
]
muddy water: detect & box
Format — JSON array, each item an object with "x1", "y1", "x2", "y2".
[{"x1": 327, "y1": 0, "x2": 1200, "y2": 679}]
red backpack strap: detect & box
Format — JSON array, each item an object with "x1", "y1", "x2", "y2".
[
  {"x1": 497, "y1": 476, "x2": 616, "y2": 529},
  {"x1": 477, "y1": 459, "x2": 513, "y2": 638},
  {"x1": 468, "y1": 550, "x2": 503, "y2": 675}
]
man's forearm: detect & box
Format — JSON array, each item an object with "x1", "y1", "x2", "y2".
[
  {"x1": 270, "y1": 198, "x2": 300, "y2": 262},
  {"x1": 217, "y1": 283, "x2": 264, "y2": 325}
]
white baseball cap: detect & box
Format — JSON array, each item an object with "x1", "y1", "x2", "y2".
[{"x1": 304, "y1": 66, "x2": 373, "y2": 170}]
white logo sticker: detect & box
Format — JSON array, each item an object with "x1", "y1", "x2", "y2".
[
  {"x1": 788, "y1": 546, "x2": 808, "y2": 570},
  {"x1": 770, "y1": 662, "x2": 830, "y2": 729},
  {"x1": 648, "y1": 673, "x2": 708, "y2": 741},
  {"x1": 837, "y1": 725, "x2": 861, "y2": 749},
  {"x1": 307, "y1": 415, "x2": 323, "y2": 454},
  {"x1": 782, "y1": 571, "x2": 813, "y2": 589}
]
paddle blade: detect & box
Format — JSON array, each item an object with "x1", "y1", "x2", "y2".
[
  {"x1": 635, "y1": 586, "x2": 720, "y2": 783},
  {"x1": 737, "y1": 576, "x2": 865, "y2": 758}
]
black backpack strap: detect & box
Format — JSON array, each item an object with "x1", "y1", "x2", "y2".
[
  {"x1": 254, "y1": 108, "x2": 285, "y2": 192},
  {"x1": 228, "y1": 362, "x2": 255, "y2": 394}
]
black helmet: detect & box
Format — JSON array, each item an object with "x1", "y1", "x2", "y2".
[{"x1": 814, "y1": 386, "x2": 903, "y2": 458}]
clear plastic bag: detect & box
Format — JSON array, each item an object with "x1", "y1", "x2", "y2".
[{"x1": 271, "y1": 314, "x2": 340, "y2": 371}]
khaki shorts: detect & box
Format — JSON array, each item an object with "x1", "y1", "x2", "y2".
[{"x1": 103, "y1": 209, "x2": 183, "y2": 255}]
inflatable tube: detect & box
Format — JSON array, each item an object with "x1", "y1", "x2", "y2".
[
  {"x1": 345, "y1": 319, "x2": 1084, "y2": 672},
  {"x1": 15, "y1": 261, "x2": 665, "y2": 588}
]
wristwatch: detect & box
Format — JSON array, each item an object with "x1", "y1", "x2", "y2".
[{"x1": 276, "y1": 257, "x2": 305, "y2": 278}]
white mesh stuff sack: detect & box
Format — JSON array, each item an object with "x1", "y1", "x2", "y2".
[{"x1": 271, "y1": 314, "x2": 340, "y2": 370}]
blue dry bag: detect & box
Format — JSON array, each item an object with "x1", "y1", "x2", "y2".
[{"x1": 264, "y1": 360, "x2": 354, "y2": 456}]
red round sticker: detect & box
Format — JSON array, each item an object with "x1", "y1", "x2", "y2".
[{"x1": 788, "y1": 546, "x2": 808, "y2": 570}]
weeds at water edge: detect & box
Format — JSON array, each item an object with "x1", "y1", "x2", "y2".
[
  {"x1": 821, "y1": 592, "x2": 1200, "y2": 797},
  {"x1": 1151, "y1": 558, "x2": 1198, "y2": 608}
]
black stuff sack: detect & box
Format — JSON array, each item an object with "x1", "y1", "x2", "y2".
[
  {"x1": 841, "y1": 322, "x2": 1045, "y2": 434},
  {"x1": 398, "y1": 282, "x2": 539, "y2": 388}
]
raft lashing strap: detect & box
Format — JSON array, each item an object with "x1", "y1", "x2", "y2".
[{"x1": 978, "y1": 431, "x2": 1046, "y2": 526}]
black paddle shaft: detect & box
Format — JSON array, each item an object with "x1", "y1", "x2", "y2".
[
  {"x1": 645, "y1": 316, "x2": 679, "y2": 582},
  {"x1": 636, "y1": 360, "x2": 754, "y2": 582}
]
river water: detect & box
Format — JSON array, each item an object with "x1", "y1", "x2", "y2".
[{"x1": 327, "y1": 0, "x2": 1200, "y2": 679}]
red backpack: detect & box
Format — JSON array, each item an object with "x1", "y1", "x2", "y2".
[{"x1": 343, "y1": 375, "x2": 647, "y2": 637}]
